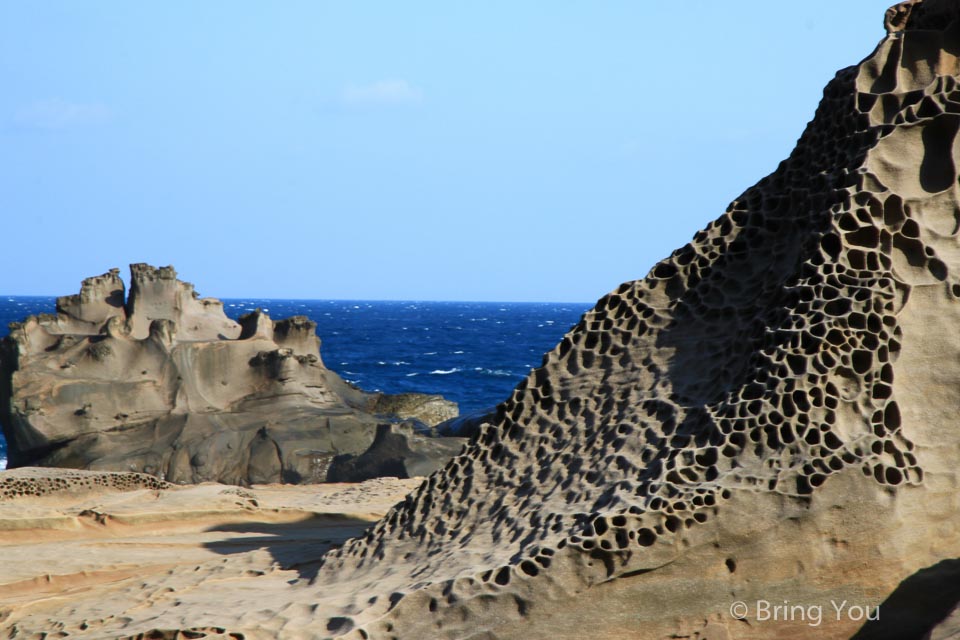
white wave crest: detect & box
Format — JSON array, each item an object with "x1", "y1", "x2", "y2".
[{"x1": 474, "y1": 368, "x2": 514, "y2": 377}]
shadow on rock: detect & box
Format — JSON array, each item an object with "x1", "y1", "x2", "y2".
[
  {"x1": 851, "y1": 558, "x2": 960, "y2": 640},
  {"x1": 202, "y1": 515, "x2": 374, "y2": 582}
]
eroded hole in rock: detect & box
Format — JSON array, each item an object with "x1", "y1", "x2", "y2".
[{"x1": 920, "y1": 114, "x2": 960, "y2": 193}]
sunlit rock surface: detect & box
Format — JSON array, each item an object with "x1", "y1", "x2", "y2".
[
  {"x1": 6, "y1": 2, "x2": 960, "y2": 638},
  {"x1": 305, "y1": 3, "x2": 960, "y2": 637},
  {"x1": 0, "y1": 264, "x2": 460, "y2": 484}
]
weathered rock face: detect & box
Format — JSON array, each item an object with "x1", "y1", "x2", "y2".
[
  {"x1": 0, "y1": 264, "x2": 461, "y2": 484},
  {"x1": 289, "y1": 3, "x2": 960, "y2": 638}
]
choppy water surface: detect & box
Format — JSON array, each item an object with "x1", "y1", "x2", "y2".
[{"x1": 0, "y1": 297, "x2": 592, "y2": 469}]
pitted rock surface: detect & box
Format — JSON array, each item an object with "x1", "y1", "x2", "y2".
[
  {"x1": 300, "y1": 4, "x2": 960, "y2": 638},
  {"x1": 0, "y1": 467, "x2": 169, "y2": 501}
]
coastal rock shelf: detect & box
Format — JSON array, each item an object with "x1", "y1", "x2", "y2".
[
  {"x1": 0, "y1": 468, "x2": 422, "y2": 638},
  {"x1": 0, "y1": 264, "x2": 461, "y2": 484}
]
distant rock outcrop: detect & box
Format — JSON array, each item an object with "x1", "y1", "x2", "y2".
[{"x1": 0, "y1": 264, "x2": 462, "y2": 484}]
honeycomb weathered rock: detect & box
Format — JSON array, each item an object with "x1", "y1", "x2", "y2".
[{"x1": 302, "y1": 4, "x2": 960, "y2": 637}]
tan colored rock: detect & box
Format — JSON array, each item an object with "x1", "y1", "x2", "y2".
[
  {"x1": 0, "y1": 468, "x2": 421, "y2": 639},
  {"x1": 328, "y1": 422, "x2": 469, "y2": 482},
  {"x1": 7, "y1": 2, "x2": 960, "y2": 639},
  {"x1": 0, "y1": 264, "x2": 461, "y2": 484},
  {"x1": 299, "y1": 3, "x2": 960, "y2": 638},
  {"x1": 0, "y1": 467, "x2": 169, "y2": 501}
]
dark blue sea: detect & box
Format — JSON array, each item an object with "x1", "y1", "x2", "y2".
[{"x1": 0, "y1": 297, "x2": 592, "y2": 470}]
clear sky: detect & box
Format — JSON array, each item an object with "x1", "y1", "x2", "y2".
[{"x1": 0, "y1": 2, "x2": 888, "y2": 302}]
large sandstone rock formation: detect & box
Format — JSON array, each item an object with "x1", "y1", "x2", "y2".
[
  {"x1": 296, "y1": 3, "x2": 960, "y2": 637},
  {"x1": 0, "y1": 264, "x2": 460, "y2": 484}
]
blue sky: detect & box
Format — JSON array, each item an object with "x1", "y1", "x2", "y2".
[{"x1": 0, "y1": 2, "x2": 886, "y2": 302}]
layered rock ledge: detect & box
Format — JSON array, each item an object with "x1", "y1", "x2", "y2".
[{"x1": 0, "y1": 264, "x2": 461, "y2": 484}]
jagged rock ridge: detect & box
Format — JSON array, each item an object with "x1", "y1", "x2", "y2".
[{"x1": 0, "y1": 264, "x2": 461, "y2": 484}]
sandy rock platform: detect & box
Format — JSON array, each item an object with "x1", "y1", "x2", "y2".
[{"x1": 0, "y1": 468, "x2": 420, "y2": 639}]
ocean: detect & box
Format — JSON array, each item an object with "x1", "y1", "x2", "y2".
[{"x1": 0, "y1": 297, "x2": 593, "y2": 470}]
